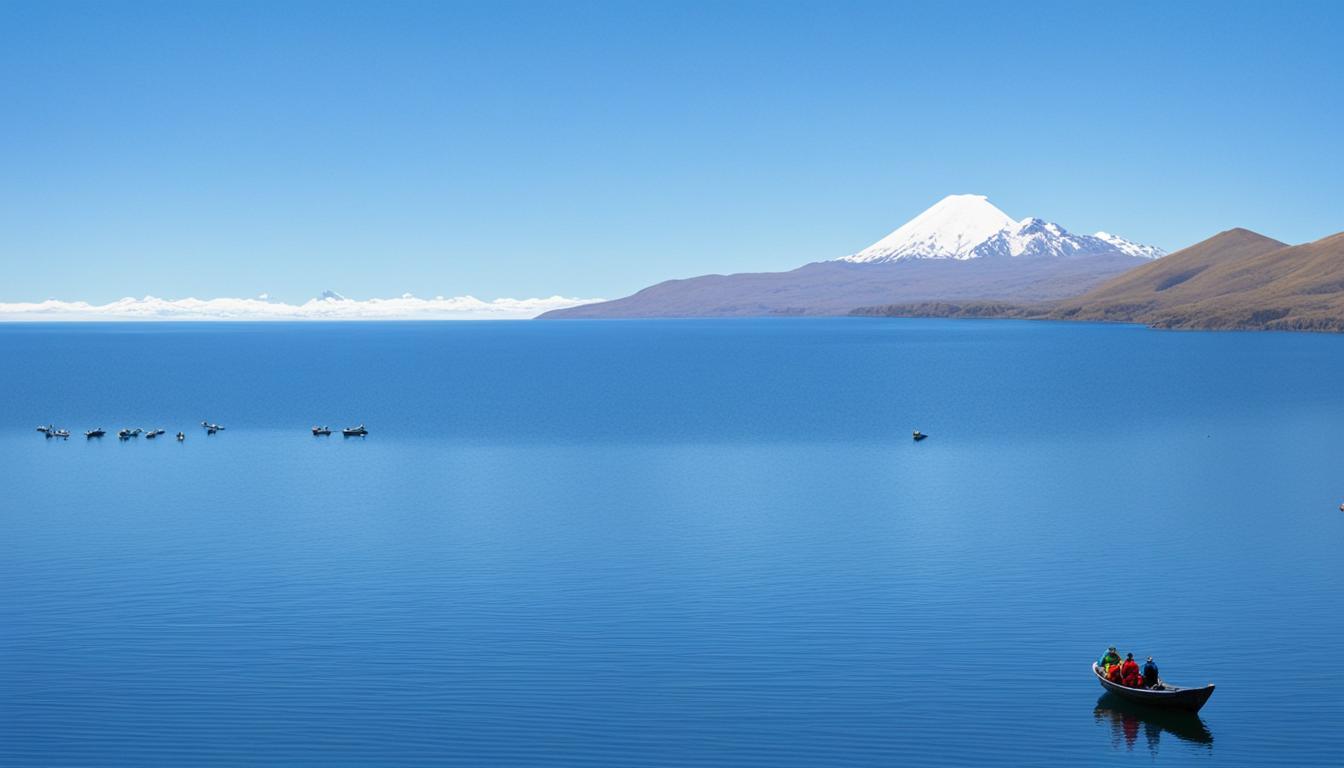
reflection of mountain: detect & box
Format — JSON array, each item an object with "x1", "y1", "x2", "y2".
[{"x1": 1094, "y1": 694, "x2": 1213, "y2": 754}]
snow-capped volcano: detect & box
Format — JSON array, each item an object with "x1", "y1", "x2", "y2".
[
  {"x1": 846, "y1": 194, "x2": 1016, "y2": 262},
  {"x1": 841, "y1": 195, "x2": 1164, "y2": 263}
]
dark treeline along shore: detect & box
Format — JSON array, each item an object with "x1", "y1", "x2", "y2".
[{"x1": 545, "y1": 227, "x2": 1344, "y2": 333}]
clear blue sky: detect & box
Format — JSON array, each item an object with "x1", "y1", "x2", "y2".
[{"x1": 2, "y1": 0, "x2": 1341, "y2": 303}]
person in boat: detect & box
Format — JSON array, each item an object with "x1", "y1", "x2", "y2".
[
  {"x1": 1106, "y1": 662, "x2": 1125, "y2": 683},
  {"x1": 1098, "y1": 646, "x2": 1121, "y2": 672},
  {"x1": 1120, "y1": 653, "x2": 1142, "y2": 687},
  {"x1": 1142, "y1": 656, "x2": 1161, "y2": 689}
]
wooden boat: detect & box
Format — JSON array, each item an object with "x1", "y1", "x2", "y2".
[{"x1": 1092, "y1": 663, "x2": 1214, "y2": 712}]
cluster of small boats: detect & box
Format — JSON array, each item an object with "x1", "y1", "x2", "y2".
[
  {"x1": 68, "y1": 426, "x2": 188, "y2": 441},
  {"x1": 39, "y1": 421, "x2": 368, "y2": 441},
  {"x1": 314, "y1": 424, "x2": 368, "y2": 437},
  {"x1": 107, "y1": 428, "x2": 179, "y2": 441}
]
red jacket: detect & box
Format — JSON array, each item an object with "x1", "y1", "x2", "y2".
[{"x1": 1120, "y1": 659, "x2": 1141, "y2": 686}]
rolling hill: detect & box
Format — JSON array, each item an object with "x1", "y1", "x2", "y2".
[{"x1": 1049, "y1": 229, "x2": 1344, "y2": 330}]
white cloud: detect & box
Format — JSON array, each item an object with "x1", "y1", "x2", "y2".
[{"x1": 0, "y1": 293, "x2": 602, "y2": 321}]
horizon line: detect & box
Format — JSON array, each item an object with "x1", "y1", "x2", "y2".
[{"x1": 0, "y1": 293, "x2": 602, "y2": 322}]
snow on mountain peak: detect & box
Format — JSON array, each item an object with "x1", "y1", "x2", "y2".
[
  {"x1": 840, "y1": 196, "x2": 1164, "y2": 263},
  {"x1": 844, "y1": 194, "x2": 1016, "y2": 263},
  {"x1": 1092, "y1": 231, "x2": 1167, "y2": 259}
]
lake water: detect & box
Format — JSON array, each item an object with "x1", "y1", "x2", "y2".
[{"x1": 2, "y1": 319, "x2": 1342, "y2": 766}]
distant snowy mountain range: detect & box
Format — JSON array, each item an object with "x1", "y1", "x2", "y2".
[
  {"x1": 841, "y1": 194, "x2": 1164, "y2": 263},
  {"x1": 542, "y1": 193, "x2": 1165, "y2": 318},
  {"x1": 4, "y1": 194, "x2": 1166, "y2": 322}
]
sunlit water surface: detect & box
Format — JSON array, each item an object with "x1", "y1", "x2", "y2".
[{"x1": 2, "y1": 319, "x2": 1342, "y2": 766}]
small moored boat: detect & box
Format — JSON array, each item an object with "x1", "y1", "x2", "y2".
[
  {"x1": 37, "y1": 424, "x2": 54, "y2": 434},
  {"x1": 177, "y1": 432, "x2": 185, "y2": 441},
  {"x1": 342, "y1": 424, "x2": 368, "y2": 437},
  {"x1": 1092, "y1": 663, "x2": 1214, "y2": 713},
  {"x1": 50, "y1": 429, "x2": 70, "y2": 439},
  {"x1": 86, "y1": 428, "x2": 106, "y2": 438},
  {"x1": 312, "y1": 426, "x2": 332, "y2": 436},
  {"x1": 912, "y1": 430, "x2": 927, "y2": 441},
  {"x1": 145, "y1": 428, "x2": 165, "y2": 439},
  {"x1": 201, "y1": 421, "x2": 225, "y2": 432}
]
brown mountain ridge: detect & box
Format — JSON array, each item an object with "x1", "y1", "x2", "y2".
[
  {"x1": 1048, "y1": 228, "x2": 1344, "y2": 330},
  {"x1": 856, "y1": 227, "x2": 1344, "y2": 332}
]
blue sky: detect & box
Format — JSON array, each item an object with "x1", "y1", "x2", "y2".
[{"x1": 2, "y1": 0, "x2": 1341, "y2": 303}]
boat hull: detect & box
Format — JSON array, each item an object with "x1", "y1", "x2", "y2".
[{"x1": 1092, "y1": 664, "x2": 1214, "y2": 713}]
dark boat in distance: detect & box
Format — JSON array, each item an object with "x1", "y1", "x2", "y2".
[
  {"x1": 145, "y1": 428, "x2": 166, "y2": 439},
  {"x1": 86, "y1": 428, "x2": 106, "y2": 438},
  {"x1": 176, "y1": 432, "x2": 185, "y2": 441},
  {"x1": 913, "y1": 430, "x2": 927, "y2": 441},
  {"x1": 342, "y1": 424, "x2": 368, "y2": 437},
  {"x1": 201, "y1": 421, "x2": 225, "y2": 434},
  {"x1": 312, "y1": 426, "x2": 332, "y2": 436},
  {"x1": 1092, "y1": 663, "x2": 1214, "y2": 713}
]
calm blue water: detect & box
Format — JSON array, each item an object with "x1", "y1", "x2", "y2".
[{"x1": 2, "y1": 319, "x2": 1343, "y2": 766}]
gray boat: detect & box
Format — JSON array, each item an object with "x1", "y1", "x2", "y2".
[{"x1": 1092, "y1": 663, "x2": 1214, "y2": 713}]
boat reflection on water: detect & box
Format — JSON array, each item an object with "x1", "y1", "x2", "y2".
[{"x1": 1095, "y1": 693, "x2": 1213, "y2": 754}]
